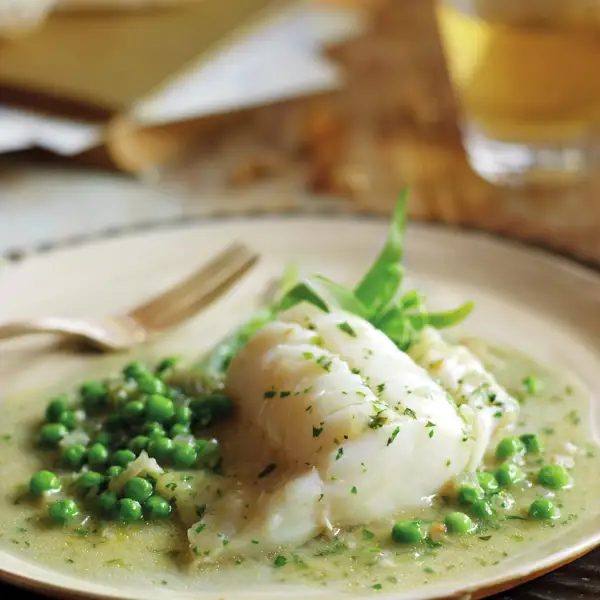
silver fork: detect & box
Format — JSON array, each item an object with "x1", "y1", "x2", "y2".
[{"x1": 0, "y1": 243, "x2": 259, "y2": 352}]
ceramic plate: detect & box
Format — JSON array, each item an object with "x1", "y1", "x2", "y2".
[{"x1": 2, "y1": 216, "x2": 600, "y2": 600}]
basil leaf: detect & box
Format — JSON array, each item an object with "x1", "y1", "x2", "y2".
[
  {"x1": 354, "y1": 189, "x2": 408, "y2": 315},
  {"x1": 277, "y1": 276, "x2": 369, "y2": 318}
]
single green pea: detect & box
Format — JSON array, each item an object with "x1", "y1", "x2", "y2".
[
  {"x1": 477, "y1": 471, "x2": 500, "y2": 495},
  {"x1": 58, "y1": 411, "x2": 78, "y2": 431},
  {"x1": 29, "y1": 470, "x2": 61, "y2": 496},
  {"x1": 195, "y1": 439, "x2": 221, "y2": 469},
  {"x1": 124, "y1": 477, "x2": 153, "y2": 503},
  {"x1": 39, "y1": 423, "x2": 68, "y2": 446},
  {"x1": 121, "y1": 400, "x2": 146, "y2": 422},
  {"x1": 61, "y1": 444, "x2": 87, "y2": 470},
  {"x1": 520, "y1": 433, "x2": 543, "y2": 454},
  {"x1": 444, "y1": 512, "x2": 474, "y2": 534},
  {"x1": 76, "y1": 471, "x2": 106, "y2": 493},
  {"x1": 391, "y1": 521, "x2": 425, "y2": 544},
  {"x1": 145, "y1": 395, "x2": 175, "y2": 423},
  {"x1": 93, "y1": 431, "x2": 112, "y2": 447},
  {"x1": 80, "y1": 381, "x2": 108, "y2": 410},
  {"x1": 529, "y1": 498, "x2": 559, "y2": 520},
  {"x1": 45, "y1": 397, "x2": 69, "y2": 423},
  {"x1": 172, "y1": 442, "x2": 197, "y2": 468},
  {"x1": 144, "y1": 423, "x2": 166, "y2": 440},
  {"x1": 98, "y1": 490, "x2": 118, "y2": 514},
  {"x1": 538, "y1": 465, "x2": 570, "y2": 490},
  {"x1": 495, "y1": 436, "x2": 526, "y2": 461},
  {"x1": 118, "y1": 498, "x2": 143, "y2": 523},
  {"x1": 144, "y1": 494, "x2": 172, "y2": 519},
  {"x1": 49, "y1": 499, "x2": 79, "y2": 524},
  {"x1": 155, "y1": 356, "x2": 181, "y2": 377},
  {"x1": 107, "y1": 465, "x2": 124, "y2": 479},
  {"x1": 123, "y1": 362, "x2": 146, "y2": 380},
  {"x1": 471, "y1": 499, "x2": 495, "y2": 520},
  {"x1": 136, "y1": 374, "x2": 167, "y2": 396},
  {"x1": 457, "y1": 484, "x2": 484, "y2": 506},
  {"x1": 173, "y1": 405, "x2": 192, "y2": 425},
  {"x1": 170, "y1": 424, "x2": 191, "y2": 438},
  {"x1": 128, "y1": 435, "x2": 150, "y2": 454},
  {"x1": 111, "y1": 449, "x2": 136, "y2": 468},
  {"x1": 87, "y1": 443, "x2": 109, "y2": 467},
  {"x1": 495, "y1": 463, "x2": 525, "y2": 488},
  {"x1": 147, "y1": 437, "x2": 173, "y2": 462}
]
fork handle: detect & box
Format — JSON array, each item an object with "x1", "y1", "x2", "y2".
[{"x1": 0, "y1": 318, "x2": 97, "y2": 342}]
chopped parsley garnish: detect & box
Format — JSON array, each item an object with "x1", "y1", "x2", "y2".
[
  {"x1": 429, "y1": 429, "x2": 435, "y2": 438},
  {"x1": 251, "y1": 539, "x2": 260, "y2": 545},
  {"x1": 376, "y1": 383, "x2": 386, "y2": 394},
  {"x1": 192, "y1": 546, "x2": 201, "y2": 556},
  {"x1": 356, "y1": 391, "x2": 367, "y2": 397},
  {"x1": 273, "y1": 555, "x2": 287, "y2": 568},
  {"x1": 363, "y1": 528, "x2": 375, "y2": 541},
  {"x1": 568, "y1": 410, "x2": 581, "y2": 426},
  {"x1": 351, "y1": 367, "x2": 361, "y2": 375},
  {"x1": 336, "y1": 447, "x2": 344, "y2": 460},
  {"x1": 302, "y1": 351, "x2": 315, "y2": 360},
  {"x1": 195, "y1": 523, "x2": 206, "y2": 533},
  {"x1": 312, "y1": 335, "x2": 325, "y2": 347},
  {"x1": 351, "y1": 486, "x2": 358, "y2": 495},
  {"x1": 258, "y1": 463, "x2": 278, "y2": 478},
  {"x1": 318, "y1": 493, "x2": 324, "y2": 502},
  {"x1": 1, "y1": 434, "x2": 11, "y2": 441},
  {"x1": 264, "y1": 390, "x2": 277, "y2": 399},
  {"x1": 425, "y1": 421, "x2": 436, "y2": 428},
  {"x1": 195, "y1": 504, "x2": 206, "y2": 517},
  {"x1": 373, "y1": 584, "x2": 383, "y2": 590},
  {"x1": 387, "y1": 426, "x2": 400, "y2": 446},
  {"x1": 305, "y1": 405, "x2": 313, "y2": 413},
  {"x1": 279, "y1": 391, "x2": 291, "y2": 398},
  {"x1": 369, "y1": 408, "x2": 388, "y2": 430},
  {"x1": 316, "y1": 356, "x2": 333, "y2": 372},
  {"x1": 312, "y1": 426, "x2": 324, "y2": 438},
  {"x1": 403, "y1": 408, "x2": 417, "y2": 419},
  {"x1": 337, "y1": 321, "x2": 357, "y2": 337},
  {"x1": 523, "y1": 375, "x2": 543, "y2": 395}
]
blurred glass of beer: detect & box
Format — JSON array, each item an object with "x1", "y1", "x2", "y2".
[{"x1": 436, "y1": 0, "x2": 600, "y2": 185}]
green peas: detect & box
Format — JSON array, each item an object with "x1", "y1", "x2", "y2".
[
  {"x1": 137, "y1": 374, "x2": 167, "y2": 396},
  {"x1": 45, "y1": 397, "x2": 69, "y2": 422},
  {"x1": 124, "y1": 477, "x2": 153, "y2": 503},
  {"x1": 49, "y1": 499, "x2": 79, "y2": 524},
  {"x1": 118, "y1": 498, "x2": 143, "y2": 523},
  {"x1": 144, "y1": 495, "x2": 172, "y2": 519},
  {"x1": 61, "y1": 444, "x2": 87, "y2": 470},
  {"x1": 107, "y1": 465, "x2": 124, "y2": 479},
  {"x1": 477, "y1": 472, "x2": 500, "y2": 495},
  {"x1": 144, "y1": 423, "x2": 166, "y2": 440},
  {"x1": 495, "y1": 463, "x2": 525, "y2": 488},
  {"x1": 495, "y1": 437, "x2": 526, "y2": 461},
  {"x1": 111, "y1": 449, "x2": 136, "y2": 468},
  {"x1": 146, "y1": 395, "x2": 175, "y2": 423},
  {"x1": 471, "y1": 499, "x2": 495, "y2": 520},
  {"x1": 458, "y1": 484, "x2": 484, "y2": 506},
  {"x1": 529, "y1": 498, "x2": 559, "y2": 520},
  {"x1": 121, "y1": 401, "x2": 145, "y2": 422},
  {"x1": 80, "y1": 381, "x2": 108, "y2": 410},
  {"x1": 444, "y1": 512, "x2": 474, "y2": 534},
  {"x1": 39, "y1": 423, "x2": 68, "y2": 446},
  {"x1": 93, "y1": 431, "x2": 112, "y2": 447},
  {"x1": 76, "y1": 471, "x2": 106, "y2": 493},
  {"x1": 87, "y1": 443, "x2": 109, "y2": 467},
  {"x1": 147, "y1": 437, "x2": 173, "y2": 462},
  {"x1": 520, "y1": 433, "x2": 543, "y2": 454},
  {"x1": 123, "y1": 362, "x2": 146, "y2": 380},
  {"x1": 98, "y1": 490, "x2": 118, "y2": 514},
  {"x1": 29, "y1": 470, "x2": 61, "y2": 496},
  {"x1": 170, "y1": 424, "x2": 190, "y2": 438},
  {"x1": 173, "y1": 405, "x2": 192, "y2": 425},
  {"x1": 128, "y1": 435, "x2": 150, "y2": 454},
  {"x1": 58, "y1": 411, "x2": 78, "y2": 431},
  {"x1": 538, "y1": 465, "x2": 571, "y2": 490},
  {"x1": 195, "y1": 439, "x2": 221, "y2": 469},
  {"x1": 156, "y1": 356, "x2": 180, "y2": 374},
  {"x1": 391, "y1": 521, "x2": 425, "y2": 544},
  {"x1": 172, "y1": 442, "x2": 197, "y2": 468}
]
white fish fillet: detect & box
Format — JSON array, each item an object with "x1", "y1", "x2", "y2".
[
  {"x1": 188, "y1": 304, "x2": 476, "y2": 560},
  {"x1": 409, "y1": 326, "x2": 520, "y2": 468}
]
